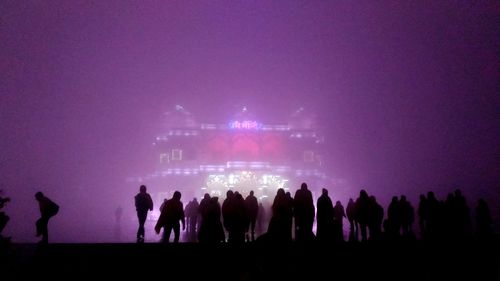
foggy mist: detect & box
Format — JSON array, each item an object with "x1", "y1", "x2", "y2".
[{"x1": 1, "y1": 1, "x2": 498, "y2": 242}]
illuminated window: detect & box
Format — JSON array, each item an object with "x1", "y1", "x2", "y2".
[
  {"x1": 172, "y1": 149, "x2": 183, "y2": 161},
  {"x1": 160, "y1": 153, "x2": 169, "y2": 164},
  {"x1": 303, "y1": 151, "x2": 314, "y2": 162}
]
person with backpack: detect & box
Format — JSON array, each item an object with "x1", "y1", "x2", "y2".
[{"x1": 35, "y1": 191, "x2": 59, "y2": 244}]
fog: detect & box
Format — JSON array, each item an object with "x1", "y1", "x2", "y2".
[{"x1": 1, "y1": 1, "x2": 498, "y2": 242}]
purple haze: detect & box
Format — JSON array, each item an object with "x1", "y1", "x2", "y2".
[{"x1": 0, "y1": 1, "x2": 498, "y2": 242}]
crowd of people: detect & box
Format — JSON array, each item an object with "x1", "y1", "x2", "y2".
[
  {"x1": 0, "y1": 183, "x2": 494, "y2": 245},
  {"x1": 134, "y1": 183, "x2": 494, "y2": 244}
]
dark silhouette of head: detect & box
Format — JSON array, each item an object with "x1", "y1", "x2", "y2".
[
  {"x1": 322, "y1": 188, "x2": 328, "y2": 195},
  {"x1": 173, "y1": 191, "x2": 181, "y2": 200},
  {"x1": 235, "y1": 192, "x2": 243, "y2": 200},
  {"x1": 277, "y1": 188, "x2": 285, "y2": 197},
  {"x1": 301, "y1": 182, "x2": 308, "y2": 190},
  {"x1": 250, "y1": 190, "x2": 254, "y2": 196},
  {"x1": 427, "y1": 191, "x2": 435, "y2": 200},
  {"x1": 35, "y1": 191, "x2": 44, "y2": 201},
  {"x1": 360, "y1": 189, "x2": 368, "y2": 198},
  {"x1": 139, "y1": 185, "x2": 147, "y2": 193}
]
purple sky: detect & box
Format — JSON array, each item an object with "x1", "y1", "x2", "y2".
[{"x1": 1, "y1": 1, "x2": 498, "y2": 242}]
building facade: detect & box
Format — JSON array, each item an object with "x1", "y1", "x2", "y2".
[{"x1": 128, "y1": 105, "x2": 344, "y2": 210}]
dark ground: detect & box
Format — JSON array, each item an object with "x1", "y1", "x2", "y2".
[{"x1": 1, "y1": 238, "x2": 498, "y2": 281}]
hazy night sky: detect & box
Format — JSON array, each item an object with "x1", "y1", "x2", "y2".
[{"x1": 1, "y1": 1, "x2": 498, "y2": 242}]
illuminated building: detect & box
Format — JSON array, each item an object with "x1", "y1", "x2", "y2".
[{"x1": 128, "y1": 105, "x2": 344, "y2": 207}]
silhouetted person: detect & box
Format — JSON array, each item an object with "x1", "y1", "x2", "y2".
[
  {"x1": 267, "y1": 188, "x2": 293, "y2": 242},
  {"x1": 293, "y1": 182, "x2": 315, "y2": 242},
  {"x1": 444, "y1": 192, "x2": 456, "y2": 238},
  {"x1": 475, "y1": 198, "x2": 492, "y2": 240},
  {"x1": 368, "y1": 196, "x2": 384, "y2": 241},
  {"x1": 453, "y1": 189, "x2": 471, "y2": 239},
  {"x1": 0, "y1": 190, "x2": 11, "y2": 240},
  {"x1": 222, "y1": 190, "x2": 235, "y2": 241},
  {"x1": 333, "y1": 200, "x2": 346, "y2": 242},
  {"x1": 155, "y1": 191, "x2": 185, "y2": 243},
  {"x1": 227, "y1": 192, "x2": 247, "y2": 244},
  {"x1": 346, "y1": 198, "x2": 357, "y2": 241},
  {"x1": 285, "y1": 192, "x2": 294, "y2": 241},
  {"x1": 35, "y1": 192, "x2": 59, "y2": 244},
  {"x1": 355, "y1": 190, "x2": 370, "y2": 241},
  {"x1": 417, "y1": 194, "x2": 428, "y2": 239},
  {"x1": 185, "y1": 198, "x2": 199, "y2": 242},
  {"x1": 114, "y1": 205, "x2": 123, "y2": 242},
  {"x1": 256, "y1": 202, "x2": 266, "y2": 236},
  {"x1": 245, "y1": 190, "x2": 259, "y2": 241},
  {"x1": 386, "y1": 196, "x2": 401, "y2": 238},
  {"x1": 198, "y1": 196, "x2": 225, "y2": 243},
  {"x1": 134, "y1": 185, "x2": 153, "y2": 243},
  {"x1": 399, "y1": 195, "x2": 414, "y2": 238},
  {"x1": 424, "y1": 191, "x2": 441, "y2": 240},
  {"x1": 316, "y1": 188, "x2": 334, "y2": 242},
  {"x1": 198, "y1": 193, "x2": 211, "y2": 238}
]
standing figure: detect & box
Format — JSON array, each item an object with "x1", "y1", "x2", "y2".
[
  {"x1": 35, "y1": 192, "x2": 59, "y2": 244},
  {"x1": 293, "y1": 183, "x2": 315, "y2": 242},
  {"x1": 417, "y1": 194, "x2": 428, "y2": 239},
  {"x1": 267, "y1": 188, "x2": 293, "y2": 242},
  {"x1": 256, "y1": 202, "x2": 266, "y2": 236},
  {"x1": 134, "y1": 185, "x2": 153, "y2": 243},
  {"x1": 333, "y1": 200, "x2": 346, "y2": 242},
  {"x1": 316, "y1": 188, "x2": 334, "y2": 242},
  {"x1": 155, "y1": 191, "x2": 185, "y2": 243},
  {"x1": 184, "y1": 198, "x2": 199, "y2": 242},
  {"x1": 245, "y1": 190, "x2": 259, "y2": 241},
  {"x1": 0, "y1": 190, "x2": 11, "y2": 240},
  {"x1": 399, "y1": 195, "x2": 415, "y2": 237},
  {"x1": 355, "y1": 190, "x2": 370, "y2": 241},
  {"x1": 346, "y1": 198, "x2": 357, "y2": 241}
]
